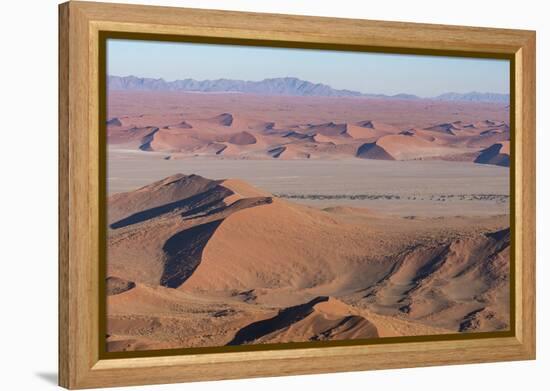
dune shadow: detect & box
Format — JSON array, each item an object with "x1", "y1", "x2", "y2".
[
  {"x1": 227, "y1": 296, "x2": 328, "y2": 345},
  {"x1": 356, "y1": 142, "x2": 394, "y2": 160},
  {"x1": 110, "y1": 186, "x2": 232, "y2": 229},
  {"x1": 180, "y1": 199, "x2": 227, "y2": 219},
  {"x1": 474, "y1": 143, "x2": 510, "y2": 167},
  {"x1": 485, "y1": 227, "x2": 510, "y2": 242},
  {"x1": 160, "y1": 220, "x2": 223, "y2": 288}
]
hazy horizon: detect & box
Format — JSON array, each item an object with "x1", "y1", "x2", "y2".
[{"x1": 107, "y1": 39, "x2": 510, "y2": 98}]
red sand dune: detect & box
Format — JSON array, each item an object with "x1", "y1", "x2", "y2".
[
  {"x1": 306, "y1": 122, "x2": 349, "y2": 137},
  {"x1": 356, "y1": 133, "x2": 460, "y2": 160},
  {"x1": 211, "y1": 112, "x2": 233, "y2": 126},
  {"x1": 228, "y1": 131, "x2": 257, "y2": 145},
  {"x1": 106, "y1": 173, "x2": 510, "y2": 351},
  {"x1": 424, "y1": 122, "x2": 461, "y2": 135}
]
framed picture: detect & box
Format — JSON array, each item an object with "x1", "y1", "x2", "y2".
[{"x1": 59, "y1": 1, "x2": 536, "y2": 389}]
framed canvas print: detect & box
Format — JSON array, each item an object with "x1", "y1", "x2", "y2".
[{"x1": 58, "y1": 1, "x2": 536, "y2": 389}]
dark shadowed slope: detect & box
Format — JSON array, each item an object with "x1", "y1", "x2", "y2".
[
  {"x1": 474, "y1": 142, "x2": 510, "y2": 167},
  {"x1": 228, "y1": 297, "x2": 378, "y2": 345},
  {"x1": 106, "y1": 276, "x2": 136, "y2": 296},
  {"x1": 356, "y1": 142, "x2": 395, "y2": 160}
]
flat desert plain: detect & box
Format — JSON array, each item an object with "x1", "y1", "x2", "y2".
[{"x1": 106, "y1": 92, "x2": 510, "y2": 352}]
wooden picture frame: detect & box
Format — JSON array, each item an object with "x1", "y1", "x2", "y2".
[{"x1": 59, "y1": 1, "x2": 536, "y2": 389}]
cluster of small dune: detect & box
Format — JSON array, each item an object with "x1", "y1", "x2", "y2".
[{"x1": 107, "y1": 112, "x2": 510, "y2": 166}]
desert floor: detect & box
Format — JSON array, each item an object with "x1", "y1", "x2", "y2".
[{"x1": 108, "y1": 151, "x2": 508, "y2": 217}]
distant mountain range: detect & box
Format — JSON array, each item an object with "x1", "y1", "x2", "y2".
[
  {"x1": 108, "y1": 75, "x2": 509, "y2": 103},
  {"x1": 434, "y1": 92, "x2": 510, "y2": 103}
]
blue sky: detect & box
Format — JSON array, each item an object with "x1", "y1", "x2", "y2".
[{"x1": 107, "y1": 39, "x2": 509, "y2": 98}]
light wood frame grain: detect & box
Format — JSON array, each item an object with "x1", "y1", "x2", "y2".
[{"x1": 59, "y1": 1, "x2": 536, "y2": 389}]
